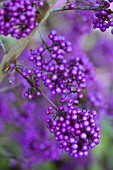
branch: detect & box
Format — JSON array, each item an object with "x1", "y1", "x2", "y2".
[
  {"x1": 0, "y1": 0, "x2": 58, "y2": 83},
  {"x1": 51, "y1": 5, "x2": 106, "y2": 13},
  {"x1": 15, "y1": 67, "x2": 58, "y2": 110},
  {"x1": 38, "y1": 28, "x2": 49, "y2": 49}
]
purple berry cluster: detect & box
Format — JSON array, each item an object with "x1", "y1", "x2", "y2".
[
  {"x1": 46, "y1": 101, "x2": 101, "y2": 158},
  {"x1": 24, "y1": 30, "x2": 90, "y2": 100},
  {"x1": 0, "y1": 0, "x2": 39, "y2": 39},
  {"x1": 93, "y1": 0, "x2": 113, "y2": 34}
]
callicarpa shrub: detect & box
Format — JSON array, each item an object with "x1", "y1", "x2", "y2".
[{"x1": 0, "y1": 0, "x2": 113, "y2": 169}]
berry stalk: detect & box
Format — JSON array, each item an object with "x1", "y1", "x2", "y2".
[{"x1": 15, "y1": 66, "x2": 58, "y2": 110}]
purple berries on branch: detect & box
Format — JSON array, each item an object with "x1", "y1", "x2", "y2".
[
  {"x1": 26, "y1": 30, "x2": 92, "y2": 101},
  {"x1": 0, "y1": 0, "x2": 45, "y2": 39},
  {"x1": 0, "y1": 0, "x2": 113, "y2": 39},
  {"x1": 13, "y1": 29, "x2": 100, "y2": 158},
  {"x1": 93, "y1": 0, "x2": 113, "y2": 34},
  {"x1": 46, "y1": 101, "x2": 101, "y2": 158}
]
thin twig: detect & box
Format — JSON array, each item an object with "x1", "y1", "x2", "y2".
[
  {"x1": 15, "y1": 67, "x2": 58, "y2": 110},
  {"x1": 38, "y1": 28, "x2": 49, "y2": 49},
  {"x1": 0, "y1": 84, "x2": 20, "y2": 93},
  {"x1": 38, "y1": 28, "x2": 52, "y2": 53},
  {"x1": 51, "y1": 5, "x2": 107, "y2": 13}
]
